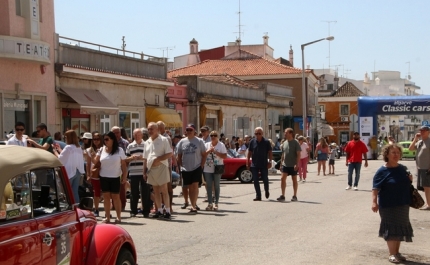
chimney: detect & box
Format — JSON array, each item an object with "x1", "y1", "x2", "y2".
[
  {"x1": 263, "y1": 34, "x2": 269, "y2": 45},
  {"x1": 289, "y1": 45, "x2": 294, "y2": 67}
]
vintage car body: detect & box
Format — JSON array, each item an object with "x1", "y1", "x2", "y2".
[
  {"x1": 0, "y1": 145, "x2": 137, "y2": 265},
  {"x1": 222, "y1": 149, "x2": 252, "y2": 183}
]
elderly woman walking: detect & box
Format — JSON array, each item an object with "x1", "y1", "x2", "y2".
[{"x1": 372, "y1": 144, "x2": 413, "y2": 263}]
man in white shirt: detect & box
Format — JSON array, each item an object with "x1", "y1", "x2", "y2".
[
  {"x1": 143, "y1": 122, "x2": 173, "y2": 220},
  {"x1": 6, "y1": 122, "x2": 27, "y2": 147}
]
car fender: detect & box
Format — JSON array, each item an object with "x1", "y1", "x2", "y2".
[{"x1": 85, "y1": 224, "x2": 136, "y2": 265}]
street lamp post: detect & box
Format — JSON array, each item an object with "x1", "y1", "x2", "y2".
[{"x1": 301, "y1": 36, "x2": 334, "y2": 137}]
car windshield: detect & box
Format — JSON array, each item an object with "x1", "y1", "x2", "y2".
[{"x1": 227, "y1": 148, "x2": 245, "y2": 158}]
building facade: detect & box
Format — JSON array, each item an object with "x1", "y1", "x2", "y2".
[{"x1": 0, "y1": 0, "x2": 55, "y2": 136}]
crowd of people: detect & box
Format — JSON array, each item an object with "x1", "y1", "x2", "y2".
[{"x1": 5, "y1": 121, "x2": 430, "y2": 262}]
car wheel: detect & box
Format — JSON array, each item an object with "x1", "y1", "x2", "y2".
[
  {"x1": 116, "y1": 248, "x2": 135, "y2": 265},
  {"x1": 237, "y1": 167, "x2": 253, "y2": 183}
]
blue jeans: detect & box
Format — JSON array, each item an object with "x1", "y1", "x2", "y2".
[
  {"x1": 251, "y1": 167, "x2": 269, "y2": 198},
  {"x1": 69, "y1": 169, "x2": 81, "y2": 203},
  {"x1": 348, "y1": 162, "x2": 362, "y2": 187},
  {"x1": 203, "y1": 172, "x2": 221, "y2": 204}
]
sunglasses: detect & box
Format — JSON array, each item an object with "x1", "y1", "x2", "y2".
[
  {"x1": 15, "y1": 128, "x2": 24, "y2": 131},
  {"x1": 36, "y1": 130, "x2": 41, "y2": 133},
  {"x1": 186, "y1": 129, "x2": 194, "y2": 132},
  {"x1": 93, "y1": 138, "x2": 100, "y2": 141},
  {"x1": 255, "y1": 133, "x2": 262, "y2": 135},
  {"x1": 104, "y1": 138, "x2": 110, "y2": 142},
  {"x1": 210, "y1": 135, "x2": 218, "y2": 137}
]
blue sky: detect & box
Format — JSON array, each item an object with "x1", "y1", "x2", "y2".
[{"x1": 55, "y1": 0, "x2": 429, "y2": 94}]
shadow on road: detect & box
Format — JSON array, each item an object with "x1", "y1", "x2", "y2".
[{"x1": 262, "y1": 200, "x2": 322, "y2": 205}]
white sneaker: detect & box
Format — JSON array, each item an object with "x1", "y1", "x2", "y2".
[
  {"x1": 353, "y1": 186, "x2": 358, "y2": 191},
  {"x1": 345, "y1": 186, "x2": 352, "y2": 190}
]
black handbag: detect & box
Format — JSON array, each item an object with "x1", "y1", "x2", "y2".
[
  {"x1": 410, "y1": 184, "x2": 425, "y2": 209},
  {"x1": 211, "y1": 153, "x2": 225, "y2": 174}
]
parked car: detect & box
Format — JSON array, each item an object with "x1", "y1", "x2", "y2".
[
  {"x1": 222, "y1": 149, "x2": 253, "y2": 183},
  {"x1": 399, "y1": 141, "x2": 416, "y2": 160},
  {"x1": 0, "y1": 145, "x2": 137, "y2": 265}
]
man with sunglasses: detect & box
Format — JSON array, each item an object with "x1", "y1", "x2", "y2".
[
  {"x1": 6, "y1": 121, "x2": 27, "y2": 147},
  {"x1": 176, "y1": 124, "x2": 207, "y2": 213},
  {"x1": 200, "y1": 125, "x2": 211, "y2": 143},
  {"x1": 27, "y1": 123, "x2": 54, "y2": 154},
  {"x1": 344, "y1": 131, "x2": 368, "y2": 191},
  {"x1": 247, "y1": 127, "x2": 273, "y2": 201}
]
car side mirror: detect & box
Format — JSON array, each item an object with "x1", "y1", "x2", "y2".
[{"x1": 79, "y1": 197, "x2": 94, "y2": 211}]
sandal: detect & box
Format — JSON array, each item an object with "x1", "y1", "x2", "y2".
[
  {"x1": 206, "y1": 204, "x2": 213, "y2": 211},
  {"x1": 101, "y1": 218, "x2": 110, "y2": 223},
  {"x1": 213, "y1": 204, "x2": 218, "y2": 211},
  {"x1": 396, "y1": 253, "x2": 406, "y2": 261},
  {"x1": 114, "y1": 219, "x2": 121, "y2": 224},
  {"x1": 388, "y1": 255, "x2": 400, "y2": 263}
]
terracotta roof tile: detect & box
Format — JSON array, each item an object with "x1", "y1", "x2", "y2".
[
  {"x1": 168, "y1": 50, "x2": 311, "y2": 78},
  {"x1": 330, "y1": 82, "x2": 365, "y2": 97}
]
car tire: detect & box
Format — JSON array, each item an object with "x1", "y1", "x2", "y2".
[
  {"x1": 237, "y1": 167, "x2": 253, "y2": 183},
  {"x1": 116, "y1": 248, "x2": 135, "y2": 265}
]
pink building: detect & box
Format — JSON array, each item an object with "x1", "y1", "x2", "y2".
[
  {"x1": 0, "y1": 0, "x2": 56, "y2": 136},
  {"x1": 166, "y1": 82, "x2": 188, "y2": 135}
]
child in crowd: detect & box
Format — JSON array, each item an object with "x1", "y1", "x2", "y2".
[{"x1": 328, "y1": 144, "x2": 337, "y2": 175}]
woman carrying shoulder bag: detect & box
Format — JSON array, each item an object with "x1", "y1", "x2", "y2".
[{"x1": 203, "y1": 130, "x2": 227, "y2": 211}]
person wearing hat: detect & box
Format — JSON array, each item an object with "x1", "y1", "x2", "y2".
[
  {"x1": 409, "y1": 125, "x2": 430, "y2": 210},
  {"x1": 200, "y1": 125, "x2": 211, "y2": 143},
  {"x1": 344, "y1": 131, "x2": 368, "y2": 191},
  {"x1": 176, "y1": 124, "x2": 207, "y2": 213}
]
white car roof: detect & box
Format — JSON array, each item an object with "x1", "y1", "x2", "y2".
[{"x1": 0, "y1": 146, "x2": 63, "y2": 194}]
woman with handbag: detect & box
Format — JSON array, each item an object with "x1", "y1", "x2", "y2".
[
  {"x1": 315, "y1": 138, "x2": 329, "y2": 176},
  {"x1": 203, "y1": 130, "x2": 227, "y2": 211},
  {"x1": 371, "y1": 144, "x2": 414, "y2": 263}
]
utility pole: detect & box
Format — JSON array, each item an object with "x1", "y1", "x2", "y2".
[{"x1": 322, "y1": 20, "x2": 337, "y2": 69}]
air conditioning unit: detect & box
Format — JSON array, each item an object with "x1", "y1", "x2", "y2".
[{"x1": 340, "y1": 116, "x2": 349, "y2": 122}]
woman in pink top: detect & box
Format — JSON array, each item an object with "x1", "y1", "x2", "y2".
[
  {"x1": 298, "y1": 136, "x2": 310, "y2": 182},
  {"x1": 316, "y1": 138, "x2": 329, "y2": 176}
]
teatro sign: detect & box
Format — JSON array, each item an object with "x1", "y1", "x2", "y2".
[{"x1": 0, "y1": 35, "x2": 50, "y2": 65}]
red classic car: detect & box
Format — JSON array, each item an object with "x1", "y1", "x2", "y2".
[
  {"x1": 222, "y1": 149, "x2": 253, "y2": 183},
  {"x1": 0, "y1": 145, "x2": 137, "y2": 265}
]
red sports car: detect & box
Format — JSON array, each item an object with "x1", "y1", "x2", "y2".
[
  {"x1": 0, "y1": 145, "x2": 137, "y2": 265},
  {"x1": 222, "y1": 149, "x2": 253, "y2": 183}
]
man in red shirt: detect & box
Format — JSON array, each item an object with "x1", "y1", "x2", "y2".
[{"x1": 344, "y1": 132, "x2": 368, "y2": 191}]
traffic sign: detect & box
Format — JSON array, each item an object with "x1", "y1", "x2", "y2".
[
  {"x1": 299, "y1": 122, "x2": 303, "y2": 130},
  {"x1": 422, "y1": 120, "x2": 429, "y2": 126}
]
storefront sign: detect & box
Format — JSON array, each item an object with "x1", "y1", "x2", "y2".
[
  {"x1": 0, "y1": 35, "x2": 50, "y2": 64},
  {"x1": 379, "y1": 100, "x2": 430, "y2": 113},
  {"x1": 3, "y1": 99, "x2": 29, "y2": 111}
]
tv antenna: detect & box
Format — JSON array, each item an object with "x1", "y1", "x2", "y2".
[
  {"x1": 344, "y1": 69, "x2": 351, "y2": 78},
  {"x1": 121, "y1": 36, "x2": 126, "y2": 55},
  {"x1": 322, "y1": 20, "x2": 337, "y2": 68},
  {"x1": 149, "y1": 46, "x2": 176, "y2": 59},
  {"x1": 405, "y1": 61, "x2": 411, "y2": 80},
  {"x1": 233, "y1": 0, "x2": 245, "y2": 46}
]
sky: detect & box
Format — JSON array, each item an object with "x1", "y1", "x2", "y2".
[{"x1": 54, "y1": 0, "x2": 430, "y2": 95}]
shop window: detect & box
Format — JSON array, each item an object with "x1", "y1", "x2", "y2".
[{"x1": 4, "y1": 99, "x2": 30, "y2": 134}]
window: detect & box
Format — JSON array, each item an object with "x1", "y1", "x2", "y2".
[
  {"x1": 119, "y1": 112, "x2": 140, "y2": 137},
  {"x1": 319, "y1": 105, "x2": 325, "y2": 113},
  {"x1": 0, "y1": 167, "x2": 70, "y2": 223},
  {"x1": 340, "y1": 104, "x2": 349, "y2": 116},
  {"x1": 15, "y1": 0, "x2": 22, "y2": 16},
  {"x1": 100, "y1": 115, "x2": 111, "y2": 134},
  {"x1": 327, "y1": 84, "x2": 334, "y2": 91}
]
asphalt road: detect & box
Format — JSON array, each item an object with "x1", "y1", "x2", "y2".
[{"x1": 109, "y1": 158, "x2": 430, "y2": 265}]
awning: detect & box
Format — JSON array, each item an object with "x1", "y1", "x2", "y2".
[
  {"x1": 146, "y1": 106, "x2": 182, "y2": 128},
  {"x1": 60, "y1": 87, "x2": 118, "y2": 115},
  {"x1": 321, "y1": 124, "x2": 335, "y2": 136}
]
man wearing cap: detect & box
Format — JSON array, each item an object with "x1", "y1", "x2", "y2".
[
  {"x1": 344, "y1": 131, "x2": 368, "y2": 191},
  {"x1": 409, "y1": 125, "x2": 430, "y2": 210},
  {"x1": 200, "y1": 125, "x2": 211, "y2": 143},
  {"x1": 176, "y1": 124, "x2": 207, "y2": 213}
]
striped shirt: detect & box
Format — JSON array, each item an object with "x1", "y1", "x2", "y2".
[{"x1": 126, "y1": 140, "x2": 145, "y2": 177}]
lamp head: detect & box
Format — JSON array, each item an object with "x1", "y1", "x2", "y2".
[{"x1": 326, "y1": 36, "x2": 335, "y2": 41}]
